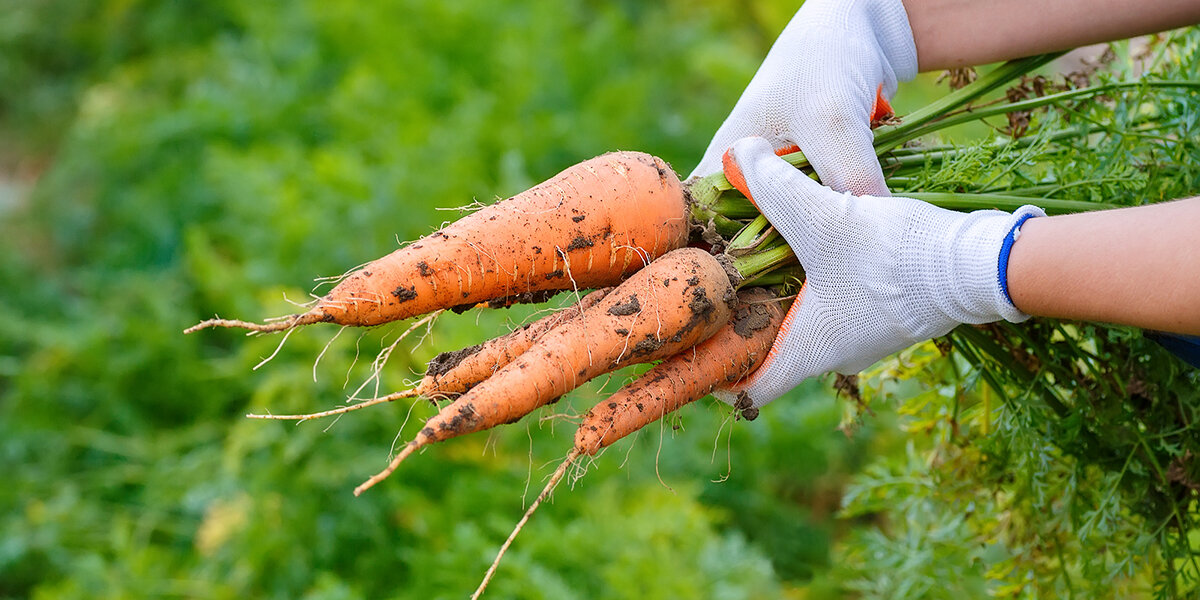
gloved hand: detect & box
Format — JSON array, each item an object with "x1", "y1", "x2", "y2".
[
  {"x1": 721, "y1": 137, "x2": 1046, "y2": 407},
  {"x1": 689, "y1": 0, "x2": 919, "y2": 195}
]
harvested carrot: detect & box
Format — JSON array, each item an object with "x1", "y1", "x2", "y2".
[
  {"x1": 354, "y1": 247, "x2": 736, "y2": 495},
  {"x1": 247, "y1": 288, "x2": 612, "y2": 422},
  {"x1": 471, "y1": 287, "x2": 786, "y2": 598},
  {"x1": 420, "y1": 287, "x2": 611, "y2": 399},
  {"x1": 186, "y1": 152, "x2": 689, "y2": 334},
  {"x1": 573, "y1": 286, "x2": 785, "y2": 455}
]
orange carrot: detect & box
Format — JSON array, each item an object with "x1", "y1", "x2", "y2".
[
  {"x1": 247, "y1": 288, "x2": 612, "y2": 422},
  {"x1": 420, "y1": 287, "x2": 611, "y2": 399},
  {"x1": 354, "y1": 247, "x2": 736, "y2": 495},
  {"x1": 471, "y1": 287, "x2": 785, "y2": 598},
  {"x1": 186, "y1": 152, "x2": 689, "y2": 334},
  {"x1": 574, "y1": 286, "x2": 785, "y2": 455}
]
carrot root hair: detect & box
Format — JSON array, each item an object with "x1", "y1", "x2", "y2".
[
  {"x1": 246, "y1": 388, "x2": 418, "y2": 422},
  {"x1": 472, "y1": 449, "x2": 581, "y2": 600},
  {"x1": 184, "y1": 310, "x2": 325, "y2": 334},
  {"x1": 348, "y1": 310, "x2": 443, "y2": 401}
]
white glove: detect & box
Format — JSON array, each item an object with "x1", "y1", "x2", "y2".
[
  {"x1": 722, "y1": 137, "x2": 1046, "y2": 407},
  {"x1": 689, "y1": 0, "x2": 919, "y2": 195}
]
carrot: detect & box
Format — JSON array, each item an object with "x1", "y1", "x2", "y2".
[
  {"x1": 353, "y1": 247, "x2": 737, "y2": 495},
  {"x1": 573, "y1": 286, "x2": 785, "y2": 455},
  {"x1": 185, "y1": 151, "x2": 689, "y2": 334},
  {"x1": 420, "y1": 287, "x2": 611, "y2": 399},
  {"x1": 470, "y1": 287, "x2": 786, "y2": 599},
  {"x1": 246, "y1": 288, "x2": 612, "y2": 422}
]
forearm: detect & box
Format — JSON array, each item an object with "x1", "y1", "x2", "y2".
[
  {"x1": 1007, "y1": 198, "x2": 1200, "y2": 335},
  {"x1": 902, "y1": 0, "x2": 1200, "y2": 71}
]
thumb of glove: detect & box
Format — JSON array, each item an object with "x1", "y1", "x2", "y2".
[{"x1": 723, "y1": 136, "x2": 850, "y2": 267}]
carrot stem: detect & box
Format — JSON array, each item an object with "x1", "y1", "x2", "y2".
[
  {"x1": 888, "y1": 80, "x2": 1200, "y2": 146},
  {"x1": 687, "y1": 202, "x2": 750, "y2": 239},
  {"x1": 741, "y1": 265, "x2": 804, "y2": 289},
  {"x1": 871, "y1": 53, "x2": 1065, "y2": 147},
  {"x1": 708, "y1": 195, "x2": 761, "y2": 219},
  {"x1": 906, "y1": 192, "x2": 1120, "y2": 215},
  {"x1": 731, "y1": 243, "x2": 795, "y2": 284},
  {"x1": 726, "y1": 215, "x2": 773, "y2": 253}
]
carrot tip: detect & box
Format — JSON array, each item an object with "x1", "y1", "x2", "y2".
[
  {"x1": 471, "y1": 449, "x2": 581, "y2": 599},
  {"x1": 354, "y1": 441, "x2": 420, "y2": 496},
  {"x1": 183, "y1": 310, "x2": 324, "y2": 334}
]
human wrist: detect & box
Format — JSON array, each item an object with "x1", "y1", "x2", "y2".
[{"x1": 996, "y1": 211, "x2": 1040, "y2": 307}]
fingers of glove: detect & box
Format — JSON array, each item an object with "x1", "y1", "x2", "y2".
[
  {"x1": 735, "y1": 291, "x2": 931, "y2": 407},
  {"x1": 690, "y1": 119, "x2": 798, "y2": 180},
  {"x1": 779, "y1": 28, "x2": 892, "y2": 197},
  {"x1": 716, "y1": 282, "x2": 904, "y2": 408},
  {"x1": 734, "y1": 294, "x2": 901, "y2": 407},
  {"x1": 718, "y1": 143, "x2": 804, "y2": 209},
  {"x1": 789, "y1": 92, "x2": 889, "y2": 197},
  {"x1": 722, "y1": 136, "x2": 844, "y2": 263}
]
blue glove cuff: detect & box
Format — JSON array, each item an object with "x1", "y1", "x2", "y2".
[{"x1": 997, "y1": 212, "x2": 1040, "y2": 307}]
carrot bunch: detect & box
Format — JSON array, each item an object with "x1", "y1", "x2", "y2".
[
  {"x1": 209, "y1": 150, "x2": 790, "y2": 465},
  {"x1": 186, "y1": 147, "x2": 798, "y2": 594},
  {"x1": 188, "y1": 148, "x2": 796, "y2": 486}
]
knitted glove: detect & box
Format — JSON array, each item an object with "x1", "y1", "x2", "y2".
[
  {"x1": 721, "y1": 136, "x2": 1045, "y2": 406},
  {"x1": 689, "y1": 0, "x2": 918, "y2": 195}
]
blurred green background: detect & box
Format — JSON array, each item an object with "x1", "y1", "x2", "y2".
[{"x1": 1, "y1": 2, "x2": 1187, "y2": 598}]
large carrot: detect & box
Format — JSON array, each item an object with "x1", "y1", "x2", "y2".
[
  {"x1": 470, "y1": 287, "x2": 786, "y2": 599},
  {"x1": 186, "y1": 152, "x2": 689, "y2": 334},
  {"x1": 353, "y1": 247, "x2": 736, "y2": 495},
  {"x1": 248, "y1": 288, "x2": 612, "y2": 422}
]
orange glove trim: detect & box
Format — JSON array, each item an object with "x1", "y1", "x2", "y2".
[{"x1": 869, "y1": 83, "x2": 894, "y2": 128}]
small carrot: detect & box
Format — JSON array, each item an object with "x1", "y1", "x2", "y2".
[
  {"x1": 420, "y1": 287, "x2": 611, "y2": 399},
  {"x1": 247, "y1": 288, "x2": 612, "y2": 422},
  {"x1": 354, "y1": 247, "x2": 736, "y2": 495},
  {"x1": 471, "y1": 287, "x2": 786, "y2": 599},
  {"x1": 185, "y1": 152, "x2": 689, "y2": 334}
]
